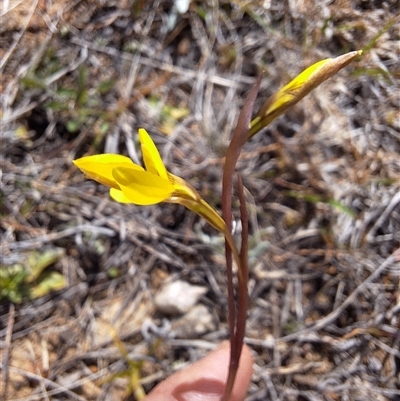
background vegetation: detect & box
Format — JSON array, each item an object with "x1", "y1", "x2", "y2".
[{"x1": 1, "y1": 1, "x2": 399, "y2": 400}]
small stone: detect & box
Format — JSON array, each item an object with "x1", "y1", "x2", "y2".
[
  {"x1": 154, "y1": 280, "x2": 207, "y2": 315},
  {"x1": 171, "y1": 304, "x2": 215, "y2": 338}
]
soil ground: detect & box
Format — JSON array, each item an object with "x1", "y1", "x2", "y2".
[{"x1": 1, "y1": 1, "x2": 399, "y2": 400}]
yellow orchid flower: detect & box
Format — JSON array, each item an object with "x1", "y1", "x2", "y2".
[
  {"x1": 73, "y1": 128, "x2": 226, "y2": 233},
  {"x1": 248, "y1": 50, "x2": 362, "y2": 138}
]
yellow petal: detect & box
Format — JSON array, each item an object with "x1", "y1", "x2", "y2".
[
  {"x1": 112, "y1": 166, "x2": 174, "y2": 205},
  {"x1": 138, "y1": 128, "x2": 169, "y2": 179},
  {"x1": 109, "y1": 188, "x2": 135, "y2": 203},
  {"x1": 73, "y1": 154, "x2": 142, "y2": 189}
]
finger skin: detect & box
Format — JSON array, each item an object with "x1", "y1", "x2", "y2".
[{"x1": 144, "y1": 341, "x2": 253, "y2": 401}]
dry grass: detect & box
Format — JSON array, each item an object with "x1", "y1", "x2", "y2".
[{"x1": 1, "y1": 1, "x2": 399, "y2": 400}]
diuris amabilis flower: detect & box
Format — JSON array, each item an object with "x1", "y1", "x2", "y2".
[
  {"x1": 248, "y1": 51, "x2": 362, "y2": 138},
  {"x1": 73, "y1": 128, "x2": 226, "y2": 233}
]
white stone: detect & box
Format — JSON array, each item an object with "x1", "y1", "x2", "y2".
[
  {"x1": 171, "y1": 304, "x2": 215, "y2": 338},
  {"x1": 154, "y1": 280, "x2": 207, "y2": 315}
]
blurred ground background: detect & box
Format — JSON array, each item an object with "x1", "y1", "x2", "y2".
[{"x1": 1, "y1": 1, "x2": 399, "y2": 400}]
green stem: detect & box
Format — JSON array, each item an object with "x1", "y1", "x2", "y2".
[{"x1": 176, "y1": 198, "x2": 242, "y2": 269}]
